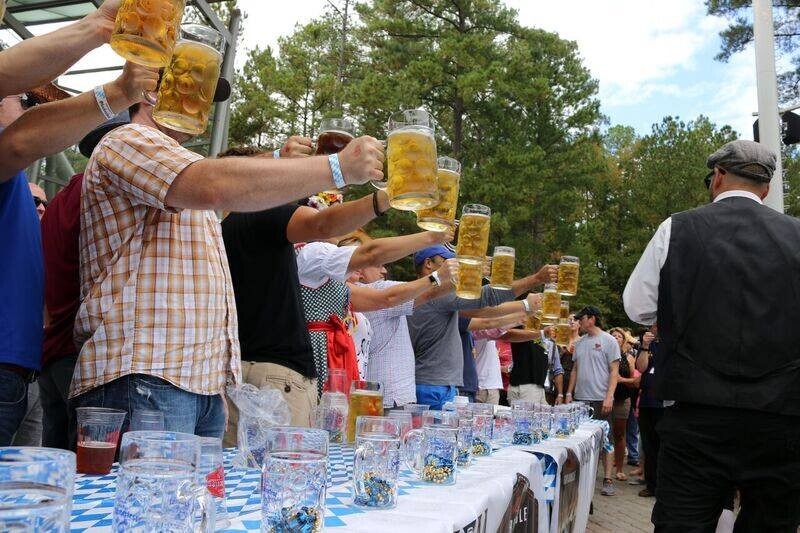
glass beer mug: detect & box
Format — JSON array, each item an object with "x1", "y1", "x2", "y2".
[
  {"x1": 455, "y1": 259, "x2": 483, "y2": 300},
  {"x1": 316, "y1": 117, "x2": 355, "y2": 155},
  {"x1": 353, "y1": 417, "x2": 401, "y2": 509},
  {"x1": 556, "y1": 320, "x2": 571, "y2": 347},
  {"x1": 385, "y1": 109, "x2": 439, "y2": 210},
  {"x1": 347, "y1": 380, "x2": 384, "y2": 443},
  {"x1": 403, "y1": 413, "x2": 459, "y2": 485},
  {"x1": 557, "y1": 255, "x2": 580, "y2": 296},
  {"x1": 152, "y1": 24, "x2": 224, "y2": 135},
  {"x1": 490, "y1": 246, "x2": 515, "y2": 290},
  {"x1": 542, "y1": 283, "x2": 561, "y2": 320},
  {"x1": 110, "y1": 0, "x2": 186, "y2": 68},
  {"x1": 416, "y1": 156, "x2": 461, "y2": 232},
  {"x1": 455, "y1": 204, "x2": 491, "y2": 264}
]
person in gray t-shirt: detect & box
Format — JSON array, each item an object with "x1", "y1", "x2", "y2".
[
  {"x1": 567, "y1": 305, "x2": 620, "y2": 496},
  {"x1": 407, "y1": 245, "x2": 556, "y2": 410}
]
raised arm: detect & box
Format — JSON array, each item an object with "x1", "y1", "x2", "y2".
[
  {"x1": 464, "y1": 312, "x2": 526, "y2": 332},
  {"x1": 346, "y1": 230, "x2": 450, "y2": 272},
  {"x1": 286, "y1": 191, "x2": 389, "y2": 243},
  {"x1": 460, "y1": 293, "x2": 541, "y2": 319},
  {"x1": 0, "y1": 0, "x2": 120, "y2": 97},
  {"x1": 0, "y1": 63, "x2": 157, "y2": 182},
  {"x1": 165, "y1": 136, "x2": 384, "y2": 211},
  {"x1": 498, "y1": 329, "x2": 541, "y2": 343},
  {"x1": 512, "y1": 264, "x2": 558, "y2": 297}
]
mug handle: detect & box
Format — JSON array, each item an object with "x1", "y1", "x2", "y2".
[
  {"x1": 353, "y1": 440, "x2": 374, "y2": 495},
  {"x1": 401, "y1": 428, "x2": 424, "y2": 475},
  {"x1": 142, "y1": 90, "x2": 158, "y2": 106},
  {"x1": 194, "y1": 483, "x2": 215, "y2": 532}
]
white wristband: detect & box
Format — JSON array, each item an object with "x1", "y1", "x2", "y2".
[
  {"x1": 93, "y1": 85, "x2": 115, "y2": 121},
  {"x1": 273, "y1": 149, "x2": 280, "y2": 159},
  {"x1": 522, "y1": 299, "x2": 531, "y2": 314}
]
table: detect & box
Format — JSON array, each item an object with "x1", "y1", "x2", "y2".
[{"x1": 70, "y1": 421, "x2": 606, "y2": 532}]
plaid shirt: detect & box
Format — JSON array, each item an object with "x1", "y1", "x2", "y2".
[{"x1": 72, "y1": 123, "x2": 240, "y2": 398}]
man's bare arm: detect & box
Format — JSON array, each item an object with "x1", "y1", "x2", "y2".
[
  {"x1": 0, "y1": 63, "x2": 157, "y2": 182},
  {"x1": 286, "y1": 192, "x2": 389, "y2": 243},
  {"x1": 512, "y1": 264, "x2": 558, "y2": 297},
  {"x1": 0, "y1": 0, "x2": 120, "y2": 97}
]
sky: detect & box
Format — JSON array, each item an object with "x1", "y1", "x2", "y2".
[{"x1": 1, "y1": 0, "x2": 765, "y2": 138}]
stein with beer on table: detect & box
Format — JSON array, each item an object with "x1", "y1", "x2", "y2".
[
  {"x1": 110, "y1": 0, "x2": 186, "y2": 68},
  {"x1": 151, "y1": 24, "x2": 224, "y2": 135},
  {"x1": 347, "y1": 381, "x2": 384, "y2": 443},
  {"x1": 384, "y1": 109, "x2": 439, "y2": 210}
]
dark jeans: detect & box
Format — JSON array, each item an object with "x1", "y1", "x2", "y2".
[
  {"x1": 638, "y1": 406, "x2": 663, "y2": 491},
  {"x1": 0, "y1": 369, "x2": 28, "y2": 446},
  {"x1": 39, "y1": 355, "x2": 77, "y2": 450},
  {"x1": 653, "y1": 403, "x2": 800, "y2": 533},
  {"x1": 70, "y1": 374, "x2": 225, "y2": 438},
  {"x1": 626, "y1": 402, "x2": 640, "y2": 463}
]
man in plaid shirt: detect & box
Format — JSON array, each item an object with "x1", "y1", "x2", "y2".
[{"x1": 71, "y1": 99, "x2": 384, "y2": 437}]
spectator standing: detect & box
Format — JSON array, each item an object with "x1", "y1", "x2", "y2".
[{"x1": 608, "y1": 327, "x2": 640, "y2": 481}]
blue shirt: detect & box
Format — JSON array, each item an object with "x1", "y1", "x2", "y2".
[
  {"x1": 0, "y1": 171, "x2": 43, "y2": 370},
  {"x1": 459, "y1": 317, "x2": 478, "y2": 394}
]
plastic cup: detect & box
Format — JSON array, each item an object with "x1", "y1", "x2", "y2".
[
  {"x1": 130, "y1": 409, "x2": 166, "y2": 431},
  {"x1": 76, "y1": 407, "x2": 126, "y2": 475}
]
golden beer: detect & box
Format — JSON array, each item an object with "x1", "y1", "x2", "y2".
[
  {"x1": 456, "y1": 260, "x2": 483, "y2": 299},
  {"x1": 557, "y1": 256, "x2": 580, "y2": 296},
  {"x1": 560, "y1": 300, "x2": 570, "y2": 320},
  {"x1": 152, "y1": 26, "x2": 222, "y2": 135},
  {"x1": 455, "y1": 204, "x2": 491, "y2": 264},
  {"x1": 416, "y1": 157, "x2": 460, "y2": 231},
  {"x1": 525, "y1": 312, "x2": 541, "y2": 332},
  {"x1": 555, "y1": 321, "x2": 571, "y2": 347},
  {"x1": 386, "y1": 110, "x2": 439, "y2": 210},
  {"x1": 542, "y1": 283, "x2": 560, "y2": 319},
  {"x1": 490, "y1": 246, "x2": 515, "y2": 290},
  {"x1": 110, "y1": 0, "x2": 185, "y2": 68},
  {"x1": 347, "y1": 384, "x2": 384, "y2": 443}
]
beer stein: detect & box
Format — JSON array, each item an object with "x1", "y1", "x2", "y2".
[
  {"x1": 455, "y1": 414, "x2": 475, "y2": 468},
  {"x1": 316, "y1": 117, "x2": 355, "y2": 155},
  {"x1": 385, "y1": 109, "x2": 439, "y2": 210},
  {"x1": 353, "y1": 417, "x2": 401, "y2": 509},
  {"x1": 557, "y1": 256, "x2": 580, "y2": 296},
  {"x1": 114, "y1": 431, "x2": 214, "y2": 532},
  {"x1": 455, "y1": 204, "x2": 491, "y2": 264},
  {"x1": 347, "y1": 380, "x2": 383, "y2": 442},
  {"x1": 416, "y1": 156, "x2": 461, "y2": 231},
  {"x1": 471, "y1": 413, "x2": 494, "y2": 457},
  {"x1": 490, "y1": 246, "x2": 515, "y2": 290},
  {"x1": 110, "y1": 0, "x2": 186, "y2": 68},
  {"x1": 542, "y1": 283, "x2": 561, "y2": 319},
  {"x1": 402, "y1": 422, "x2": 458, "y2": 485},
  {"x1": 262, "y1": 428, "x2": 328, "y2": 532},
  {"x1": 314, "y1": 391, "x2": 348, "y2": 443},
  {"x1": 554, "y1": 406, "x2": 571, "y2": 438},
  {"x1": 455, "y1": 259, "x2": 483, "y2": 300},
  {"x1": 402, "y1": 403, "x2": 430, "y2": 429},
  {"x1": 152, "y1": 24, "x2": 224, "y2": 135}
]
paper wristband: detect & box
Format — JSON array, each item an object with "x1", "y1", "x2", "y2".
[
  {"x1": 93, "y1": 85, "x2": 116, "y2": 121},
  {"x1": 328, "y1": 153, "x2": 346, "y2": 189}
]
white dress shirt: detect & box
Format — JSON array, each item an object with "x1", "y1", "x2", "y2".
[
  {"x1": 296, "y1": 242, "x2": 357, "y2": 289},
  {"x1": 623, "y1": 190, "x2": 764, "y2": 325}
]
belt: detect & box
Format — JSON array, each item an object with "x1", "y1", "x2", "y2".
[{"x1": 0, "y1": 364, "x2": 37, "y2": 383}]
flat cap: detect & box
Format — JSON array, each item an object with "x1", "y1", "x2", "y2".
[{"x1": 706, "y1": 140, "x2": 776, "y2": 183}]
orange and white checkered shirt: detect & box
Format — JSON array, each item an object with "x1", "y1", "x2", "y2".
[{"x1": 71, "y1": 123, "x2": 241, "y2": 398}]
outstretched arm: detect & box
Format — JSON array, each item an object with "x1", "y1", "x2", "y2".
[{"x1": 0, "y1": 0, "x2": 120, "y2": 98}]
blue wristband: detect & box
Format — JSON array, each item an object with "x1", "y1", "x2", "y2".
[
  {"x1": 273, "y1": 149, "x2": 280, "y2": 159},
  {"x1": 328, "y1": 153, "x2": 346, "y2": 189}
]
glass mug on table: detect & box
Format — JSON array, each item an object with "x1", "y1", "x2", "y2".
[
  {"x1": 471, "y1": 413, "x2": 493, "y2": 457},
  {"x1": 110, "y1": 0, "x2": 186, "y2": 68},
  {"x1": 497, "y1": 408, "x2": 538, "y2": 445},
  {"x1": 76, "y1": 407, "x2": 126, "y2": 475},
  {"x1": 347, "y1": 380, "x2": 384, "y2": 442},
  {"x1": 402, "y1": 415, "x2": 459, "y2": 485},
  {"x1": 383, "y1": 108, "x2": 439, "y2": 210},
  {"x1": 387, "y1": 411, "x2": 413, "y2": 438},
  {"x1": 416, "y1": 156, "x2": 461, "y2": 232},
  {"x1": 402, "y1": 403, "x2": 430, "y2": 429},
  {"x1": 553, "y1": 405, "x2": 572, "y2": 438},
  {"x1": 314, "y1": 391, "x2": 348, "y2": 443},
  {"x1": 198, "y1": 436, "x2": 229, "y2": 531},
  {"x1": 0, "y1": 448, "x2": 75, "y2": 532},
  {"x1": 150, "y1": 24, "x2": 224, "y2": 135},
  {"x1": 455, "y1": 414, "x2": 475, "y2": 468},
  {"x1": 262, "y1": 427, "x2": 328, "y2": 533},
  {"x1": 455, "y1": 204, "x2": 491, "y2": 264},
  {"x1": 490, "y1": 246, "x2": 515, "y2": 290},
  {"x1": 557, "y1": 255, "x2": 580, "y2": 296},
  {"x1": 114, "y1": 431, "x2": 214, "y2": 532},
  {"x1": 352, "y1": 416, "x2": 401, "y2": 509}
]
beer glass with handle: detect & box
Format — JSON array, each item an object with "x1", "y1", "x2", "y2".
[
  {"x1": 416, "y1": 156, "x2": 461, "y2": 231},
  {"x1": 385, "y1": 109, "x2": 439, "y2": 210},
  {"x1": 557, "y1": 256, "x2": 580, "y2": 296},
  {"x1": 490, "y1": 246, "x2": 515, "y2": 290},
  {"x1": 152, "y1": 24, "x2": 223, "y2": 135},
  {"x1": 110, "y1": 0, "x2": 186, "y2": 68}
]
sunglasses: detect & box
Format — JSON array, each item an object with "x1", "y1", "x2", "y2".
[
  {"x1": 704, "y1": 167, "x2": 726, "y2": 189},
  {"x1": 33, "y1": 197, "x2": 48, "y2": 208}
]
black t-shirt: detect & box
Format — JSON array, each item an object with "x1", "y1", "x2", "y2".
[
  {"x1": 509, "y1": 336, "x2": 548, "y2": 387},
  {"x1": 222, "y1": 205, "x2": 316, "y2": 377}
]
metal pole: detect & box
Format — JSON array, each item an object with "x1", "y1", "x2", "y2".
[
  {"x1": 753, "y1": 0, "x2": 784, "y2": 212},
  {"x1": 209, "y1": 9, "x2": 241, "y2": 157}
]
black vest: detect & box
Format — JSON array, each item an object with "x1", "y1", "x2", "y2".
[{"x1": 656, "y1": 196, "x2": 800, "y2": 415}]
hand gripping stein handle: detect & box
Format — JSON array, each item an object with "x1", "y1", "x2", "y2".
[
  {"x1": 401, "y1": 428, "x2": 424, "y2": 475},
  {"x1": 143, "y1": 90, "x2": 159, "y2": 106},
  {"x1": 371, "y1": 139, "x2": 388, "y2": 191}
]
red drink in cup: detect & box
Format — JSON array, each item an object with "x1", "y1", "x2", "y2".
[{"x1": 75, "y1": 407, "x2": 126, "y2": 475}]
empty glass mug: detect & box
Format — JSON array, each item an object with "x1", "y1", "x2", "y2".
[
  {"x1": 402, "y1": 423, "x2": 459, "y2": 485},
  {"x1": 353, "y1": 416, "x2": 401, "y2": 509}
]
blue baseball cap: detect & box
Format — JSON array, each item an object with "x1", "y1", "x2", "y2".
[{"x1": 413, "y1": 245, "x2": 455, "y2": 267}]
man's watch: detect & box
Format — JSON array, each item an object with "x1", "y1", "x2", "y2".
[{"x1": 428, "y1": 272, "x2": 441, "y2": 286}]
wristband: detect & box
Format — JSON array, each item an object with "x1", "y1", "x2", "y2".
[
  {"x1": 328, "y1": 153, "x2": 346, "y2": 189},
  {"x1": 273, "y1": 149, "x2": 280, "y2": 159},
  {"x1": 566, "y1": 392, "x2": 572, "y2": 397},
  {"x1": 93, "y1": 85, "x2": 116, "y2": 120},
  {"x1": 372, "y1": 191, "x2": 385, "y2": 217},
  {"x1": 429, "y1": 272, "x2": 441, "y2": 286},
  {"x1": 522, "y1": 299, "x2": 531, "y2": 314}
]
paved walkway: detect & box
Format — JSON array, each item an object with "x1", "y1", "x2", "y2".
[{"x1": 586, "y1": 474, "x2": 655, "y2": 533}]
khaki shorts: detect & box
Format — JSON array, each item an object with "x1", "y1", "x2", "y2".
[
  {"x1": 223, "y1": 361, "x2": 317, "y2": 448},
  {"x1": 612, "y1": 398, "x2": 631, "y2": 420},
  {"x1": 475, "y1": 389, "x2": 500, "y2": 405}
]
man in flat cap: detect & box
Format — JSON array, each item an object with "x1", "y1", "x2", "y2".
[{"x1": 623, "y1": 139, "x2": 800, "y2": 531}]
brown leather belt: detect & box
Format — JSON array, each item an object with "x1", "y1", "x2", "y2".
[{"x1": 0, "y1": 364, "x2": 37, "y2": 383}]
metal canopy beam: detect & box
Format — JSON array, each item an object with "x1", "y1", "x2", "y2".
[
  {"x1": 3, "y1": 11, "x2": 34, "y2": 38},
  {"x1": 209, "y1": 8, "x2": 240, "y2": 156},
  {"x1": 190, "y1": 0, "x2": 232, "y2": 44},
  {"x1": 7, "y1": 0, "x2": 91, "y2": 14}
]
